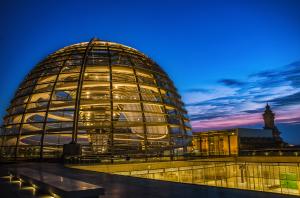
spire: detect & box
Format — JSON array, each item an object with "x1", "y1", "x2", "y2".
[{"x1": 265, "y1": 102, "x2": 270, "y2": 110}]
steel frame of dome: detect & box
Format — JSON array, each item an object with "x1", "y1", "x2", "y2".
[{"x1": 0, "y1": 38, "x2": 191, "y2": 159}]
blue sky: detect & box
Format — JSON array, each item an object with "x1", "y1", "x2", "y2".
[{"x1": 0, "y1": 0, "x2": 300, "y2": 143}]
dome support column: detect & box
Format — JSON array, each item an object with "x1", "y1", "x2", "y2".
[
  {"x1": 64, "y1": 38, "x2": 96, "y2": 158},
  {"x1": 132, "y1": 66, "x2": 149, "y2": 161},
  {"x1": 107, "y1": 44, "x2": 115, "y2": 163},
  {"x1": 155, "y1": 80, "x2": 174, "y2": 160},
  {"x1": 72, "y1": 38, "x2": 96, "y2": 143},
  {"x1": 14, "y1": 86, "x2": 38, "y2": 158},
  {"x1": 125, "y1": 52, "x2": 149, "y2": 160},
  {"x1": 39, "y1": 54, "x2": 70, "y2": 159},
  {"x1": 180, "y1": 114, "x2": 188, "y2": 154}
]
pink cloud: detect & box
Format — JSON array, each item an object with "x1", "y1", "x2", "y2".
[{"x1": 191, "y1": 107, "x2": 300, "y2": 132}]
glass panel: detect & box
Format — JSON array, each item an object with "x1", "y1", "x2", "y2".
[
  {"x1": 79, "y1": 110, "x2": 110, "y2": 122},
  {"x1": 55, "y1": 82, "x2": 77, "y2": 90},
  {"x1": 113, "y1": 103, "x2": 141, "y2": 111},
  {"x1": 81, "y1": 90, "x2": 110, "y2": 100},
  {"x1": 49, "y1": 101, "x2": 75, "y2": 111},
  {"x1": 143, "y1": 104, "x2": 163, "y2": 113},
  {"x1": 8, "y1": 115, "x2": 23, "y2": 124},
  {"x1": 21, "y1": 123, "x2": 44, "y2": 132},
  {"x1": 113, "y1": 111, "x2": 142, "y2": 122},
  {"x1": 11, "y1": 104, "x2": 26, "y2": 114},
  {"x1": 34, "y1": 83, "x2": 54, "y2": 92},
  {"x1": 47, "y1": 111, "x2": 74, "y2": 122},
  {"x1": 3, "y1": 124, "x2": 20, "y2": 135},
  {"x1": 112, "y1": 73, "x2": 136, "y2": 83},
  {"x1": 13, "y1": 96, "x2": 29, "y2": 105},
  {"x1": 45, "y1": 122, "x2": 73, "y2": 130},
  {"x1": 144, "y1": 113, "x2": 165, "y2": 122},
  {"x1": 38, "y1": 75, "x2": 57, "y2": 83},
  {"x1": 84, "y1": 73, "x2": 109, "y2": 81},
  {"x1": 61, "y1": 66, "x2": 80, "y2": 73},
  {"x1": 30, "y1": 92, "x2": 51, "y2": 102},
  {"x1": 85, "y1": 66, "x2": 109, "y2": 72},
  {"x1": 112, "y1": 66, "x2": 134, "y2": 74},
  {"x1": 57, "y1": 73, "x2": 79, "y2": 81},
  {"x1": 24, "y1": 112, "x2": 46, "y2": 123},
  {"x1": 52, "y1": 90, "x2": 76, "y2": 101},
  {"x1": 26, "y1": 102, "x2": 48, "y2": 113}
]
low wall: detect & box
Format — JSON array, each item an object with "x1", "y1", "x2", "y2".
[{"x1": 68, "y1": 156, "x2": 300, "y2": 173}]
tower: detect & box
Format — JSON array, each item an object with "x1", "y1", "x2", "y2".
[
  {"x1": 263, "y1": 103, "x2": 275, "y2": 129},
  {"x1": 263, "y1": 103, "x2": 281, "y2": 140}
]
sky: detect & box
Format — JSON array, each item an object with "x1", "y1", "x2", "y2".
[{"x1": 0, "y1": 0, "x2": 299, "y2": 144}]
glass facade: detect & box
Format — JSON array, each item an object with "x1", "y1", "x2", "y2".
[
  {"x1": 0, "y1": 38, "x2": 191, "y2": 159},
  {"x1": 191, "y1": 130, "x2": 238, "y2": 156},
  {"x1": 116, "y1": 161, "x2": 300, "y2": 196},
  {"x1": 191, "y1": 128, "x2": 279, "y2": 156}
]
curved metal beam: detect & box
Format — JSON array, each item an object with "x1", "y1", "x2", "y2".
[{"x1": 72, "y1": 38, "x2": 98, "y2": 143}]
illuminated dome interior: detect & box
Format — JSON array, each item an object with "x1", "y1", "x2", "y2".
[{"x1": 0, "y1": 38, "x2": 191, "y2": 159}]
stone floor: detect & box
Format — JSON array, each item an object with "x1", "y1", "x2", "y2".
[{"x1": 0, "y1": 162, "x2": 297, "y2": 198}]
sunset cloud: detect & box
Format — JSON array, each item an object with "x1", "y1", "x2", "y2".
[{"x1": 183, "y1": 61, "x2": 300, "y2": 132}]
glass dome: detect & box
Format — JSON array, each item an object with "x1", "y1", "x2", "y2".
[{"x1": 0, "y1": 38, "x2": 191, "y2": 159}]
